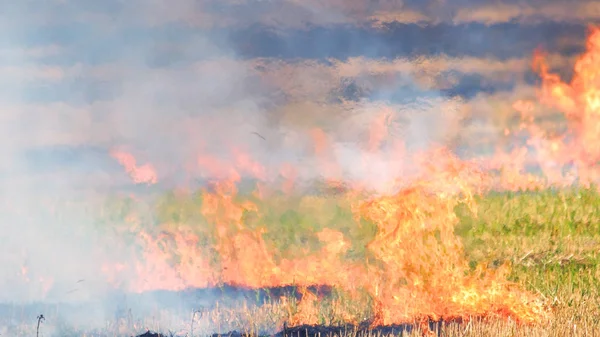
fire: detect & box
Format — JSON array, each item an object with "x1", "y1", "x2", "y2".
[
  {"x1": 353, "y1": 150, "x2": 546, "y2": 325},
  {"x1": 102, "y1": 146, "x2": 549, "y2": 328},
  {"x1": 21, "y1": 265, "x2": 29, "y2": 282},
  {"x1": 279, "y1": 163, "x2": 297, "y2": 194},
  {"x1": 19, "y1": 263, "x2": 55, "y2": 299},
  {"x1": 535, "y1": 26, "x2": 600, "y2": 184},
  {"x1": 111, "y1": 150, "x2": 158, "y2": 185},
  {"x1": 311, "y1": 127, "x2": 342, "y2": 183},
  {"x1": 488, "y1": 25, "x2": 600, "y2": 190},
  {"x1": 100, "y1": 25, "x2": 600, "y2": 334}
]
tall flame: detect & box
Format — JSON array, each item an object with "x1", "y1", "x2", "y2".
[
  {"x1": 101, "y1": 25, "x2": 600, "y2": 333},
  {"x1": 102, "y1": 147, "x2": 549, "y2": 328},
  {"x1": 485, "y1": 25, "x2": 600, "y2": 190}
]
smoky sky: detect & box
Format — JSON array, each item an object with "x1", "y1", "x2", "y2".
[{"x1": 0, "y1": 0, "x2": 596, "y2": 189}]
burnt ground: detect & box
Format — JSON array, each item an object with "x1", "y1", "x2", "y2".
[
  {"x1": 1, "y1": 285, "x2": 450, "y2": 337},
  {"x1": 0, "y1": 285, "x2": 332, "y2": 321},
  {"x1": 136, "y1": 320, "x2": 448, "y2": 337}
]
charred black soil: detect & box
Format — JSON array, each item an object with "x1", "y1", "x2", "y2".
[{"x1": 136, "y1": 320, "x2": 448, "y2": 337}]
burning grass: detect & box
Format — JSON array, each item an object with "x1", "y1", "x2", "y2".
[
  {"x1": 7, "y1": 23, "x2": 600, "y2": 337},
  {"x1": 142, "y1": 187, "x2": 600, "y2": 337},
  {"x1": 97, "y1": 151, "x2": 550, "y2": 331},
  {"x1": 5, "y1": 188, "x2": 600, "y2": 336}
]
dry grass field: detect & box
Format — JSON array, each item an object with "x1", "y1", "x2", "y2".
[{"x1": 7, "y1": 187, "x2": 597, "y2": 337}]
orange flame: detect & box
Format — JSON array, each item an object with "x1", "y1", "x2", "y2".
[
  {"x1": 535, "y1": 26, "x2": 600, "y2": 184},
  {"x1": 102, "y1": 147, "x2": 548, "y2": 328},
  {"x1": 99, "y1": 23, "x2": 600, "y2": 333},
  {"x1": 487, "y1": 25, "x2": 600, "y2": 190},
  {"x1": 111, "y1": 150, "x2": 158, "y2": 185}
]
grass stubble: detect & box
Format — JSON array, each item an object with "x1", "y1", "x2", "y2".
[{"x1": 5, "y1": 188, "x2": 600, "y2": 337}]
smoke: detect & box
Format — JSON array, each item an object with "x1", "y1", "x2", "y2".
[
  {"x1": 0, "y1": 0, "x2": 481, "y2": 295},
  {"x1": 0, "y1": 1, "x2": 269, "y2": 333},
  {"x1": 0, "y1": 0, "x2": 591, "y2": 335}
]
